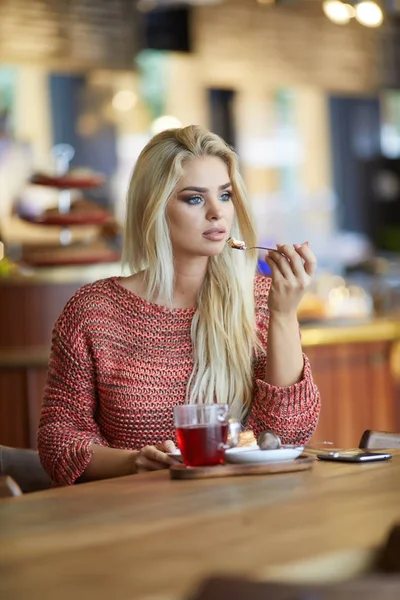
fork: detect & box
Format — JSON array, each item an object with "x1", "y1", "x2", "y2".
[{"x1": 244, "y1": 246, "x2": 277, "y2": 252}]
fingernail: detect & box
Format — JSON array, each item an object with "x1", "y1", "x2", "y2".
[
  {"x1": 303, "y1": 241, "x2": 309, "y2": 246},
  {"x1": 294, "y1": 244, "x2": 300, "y2": 249}
]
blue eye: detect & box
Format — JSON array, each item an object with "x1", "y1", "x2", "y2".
[
  {"x1": 220, "y1": 191, "x2": 232, "y2": 202},
  {"x1": 185, "y1": 195, "x2": 204, "y2": 205}
]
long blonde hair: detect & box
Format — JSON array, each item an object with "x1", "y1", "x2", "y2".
[{"x1": 124, "y1": 125, "x2": 260, "y2": 419}]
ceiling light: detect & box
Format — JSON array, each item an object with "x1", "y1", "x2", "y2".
[
  {"x1": 355, "y1": 1, "x2": 383, "y2": 27},
  {"x1": 323, "y1": 1, "x2": 355, "y2": 25}
]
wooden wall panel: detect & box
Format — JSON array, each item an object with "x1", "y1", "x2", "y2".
[
  {"x1": 0, "y1": 367, "x2": 47, "y2": 449},
  {"x1": 369, "y1": 342, "x2": 396, "y2": 431},
  {"x1": 0, "y1": 370, "x2": 29, "y2": 448},
  {"x1": 0, "y1": 280, "x2": 91, "y2": 450},
  {"x1": 305, "y1": 346, "x2": 337, "y2": 445},
  {"x1": 0, "y1": 282, "x2": 82, "y2": 348},
  {"x1": 308, "y1": 341, "x2": 397, "y2": 448}
]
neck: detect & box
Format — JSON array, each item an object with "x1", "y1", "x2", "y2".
[{"x1": 172, "y1": 256, "x2": 209, "y2": 309}]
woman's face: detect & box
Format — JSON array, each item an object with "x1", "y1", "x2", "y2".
[{"x1": 166, "y1": 155, "x2": 235, "y2": 259}]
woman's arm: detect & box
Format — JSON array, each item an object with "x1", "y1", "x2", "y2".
[
  {"x1": 246, "y1": 244, "x2": 321, "y2": 445},
  {"x1": 38, "y1": 328, "x2": 111, "y2": 486},
  {"x1": 264, "y1": 242, "x2": 316, "y2": 387},
  {"x1": 264, "y1": 311, "x2": 304, "y2": 386},
  {"x1": 39, "y1": 328, "x2": 178, "y2": 485},
  {"x1": 78, "y1": 445, "x2": 138, "y2": 482},
  {"x1": 80, "y1": 441, "x2": 178, "y2": 482}
]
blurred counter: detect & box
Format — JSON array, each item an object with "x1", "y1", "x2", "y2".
[
  {"x1": 0, "y1": 315, "x2": 399, "y2": 363},
  {"x1": 0, "y1": 271, "x2": 399, "y2": 450},
  {"x1": 0, "y1": 261, "x2": 122, "y2": 285},
  {"x1": 301, "y1": 316, "x2": 400, "y2": 347}
]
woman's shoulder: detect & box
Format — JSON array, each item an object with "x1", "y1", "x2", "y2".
[
  {"x1": 64, "y1": 276, "x2": 119, "y2": 310},
  {"x1": 54, "y1": 277, "x2": 121, "y2": 335}
]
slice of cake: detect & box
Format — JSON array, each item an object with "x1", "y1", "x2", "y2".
[
  {"x1": 227, "y1": 237, "x2": 247, "y2": 250},
  {"x1": 237, "y1": 430, "x2": 257, "y2": 447}
]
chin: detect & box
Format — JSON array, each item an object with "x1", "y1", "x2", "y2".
[
  {"x1": 201, "y1": 245, "x2": 225, "y2": 257},
  {"x1": 183, "y1": 241, "x2": 226, "y2": 258}
]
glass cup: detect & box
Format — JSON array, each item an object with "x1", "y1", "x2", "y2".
[{"x1": 174, "y1": 404, "x2": 238, "y2": 467}]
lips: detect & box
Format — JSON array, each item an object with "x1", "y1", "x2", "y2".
[
  {"x1": 203, "y1": 227, "x2": 226, "y2": 235},
  {"x1": 202, "y1": 227, "x2": 226, "y2": 242}
]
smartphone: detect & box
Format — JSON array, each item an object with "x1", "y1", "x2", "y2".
[{"x1": 317, "y1": 449, "x2": 392, "y2": 463}]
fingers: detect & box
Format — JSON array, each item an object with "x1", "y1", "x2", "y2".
[
  {"x1": 276, "y1": 244, "x2": 309, "y2": 282},
  {"x1": 136, "y1": 457, "x2": 167, "y2": 472},
  {"x1": 136, "y1": 445, "x2": 175, "y2": 472},
  {"x1": 266, "y1": 243, "x2": 316, "y2": 282},
  {"x1": 157, "y1": 440, "x2": 176, "y2": 453},
  {"x1": 144, "y1": 445, "x2": 174, "y2": 465},
  {"x1": 266, "y1": 247, "x2": 295, "y2": 281},
  {"x1": 293, "y1": 243, "x2": 317, "y2": 277}
]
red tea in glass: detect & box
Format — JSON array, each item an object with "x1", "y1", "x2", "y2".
[
  {"x1": 176, "y1": 423, "x2": 228, "y2": 467},
  {"x1": 174, "y1": 404, "x2": 230, "y2": 467}
]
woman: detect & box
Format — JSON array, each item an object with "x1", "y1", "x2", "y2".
[{"x1": 38, "y1": 125, "x2": 320, "y2": 485}]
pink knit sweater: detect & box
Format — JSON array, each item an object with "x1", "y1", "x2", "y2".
[{"x1": 38, "y1": 276, "x2": 320, "y2": 485}]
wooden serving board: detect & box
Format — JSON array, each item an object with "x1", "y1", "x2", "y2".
[{"x1": 169, "y1": 457, "x2": 313, "y2": 480}]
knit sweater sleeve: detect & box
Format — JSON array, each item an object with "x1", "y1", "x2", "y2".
[
  {"x1": 38, "y1": 288, "x2": 108, "y2": 486},
  {"x1": 246, "y1": 276, "x2": 321, "y2": 445}
]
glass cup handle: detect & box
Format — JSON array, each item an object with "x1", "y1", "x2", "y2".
[{"x1": 219, "y1": 420, "x2": 242, "y2": 450}]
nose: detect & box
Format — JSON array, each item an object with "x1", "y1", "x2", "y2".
[{"x1": 206, "y1": 197, "x2": 224, "y2": 221}]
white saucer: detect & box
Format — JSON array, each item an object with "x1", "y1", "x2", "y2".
[
  {"x1": 224, "y1": 445, "x2": 304, "y2": 464},
  {"x1": 169, "y1": 446, "x2": 303, "y2": 465}
]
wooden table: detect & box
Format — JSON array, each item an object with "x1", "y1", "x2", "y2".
[{"x1": 1, "y1": 454, "x2": 400, "y2": 600}]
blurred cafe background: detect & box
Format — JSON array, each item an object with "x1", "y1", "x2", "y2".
[{"x1": 0, "y1": 0, "x2": 399, "y2": 451}]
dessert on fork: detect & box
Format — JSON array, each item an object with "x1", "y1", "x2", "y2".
[{"x1": 227, "y1": 237, "x2": 247, "y2": 250}]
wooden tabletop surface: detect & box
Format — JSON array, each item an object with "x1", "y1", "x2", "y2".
[{"x1": 1, "y1": 453, "x2": 400, "y2": 600}]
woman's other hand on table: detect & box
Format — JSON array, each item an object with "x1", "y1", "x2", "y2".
[{"x1": 134, "y1": 440, "x2": 179, "y2": 473}]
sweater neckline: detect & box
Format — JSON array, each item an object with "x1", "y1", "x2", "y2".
[{"x1": 111, "y1": 277, "x2": 197, "y2": 316}]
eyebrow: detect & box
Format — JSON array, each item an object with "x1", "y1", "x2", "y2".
[{"x1": 178, "y1": 182, "x2": 232, "y2": 193}]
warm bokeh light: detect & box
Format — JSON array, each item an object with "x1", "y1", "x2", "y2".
[
  {"x1": 150, "y1": 115, "x2": 182, "y2": 134},
  {"x1": 323, "y1": 1, "x2": 355, "y2": 25},
  {"x1": 355, "y1": 1, "x2": 383, "y2": 27},
  {"x1": 112, "y1": 90, "x2": 138, "y2": 112}
]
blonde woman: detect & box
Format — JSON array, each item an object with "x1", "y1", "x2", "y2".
[{"x1": 38, "y1": 125, "x2": 320, "y2": 485}]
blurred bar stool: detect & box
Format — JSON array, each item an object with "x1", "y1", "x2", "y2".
[
  {"x1": 189, "y1": 523, "x2": 400, "y2": 600},
  {"x1": 189, "y1": 576, "x2": 400, "y2": 600},
  {"x1": 0, "y1": 445, "x2": 51, "y2": 493},
  {"x1": 377, "y1": 523, "x2": 400, "y2": 573},
  {"x1": 359, "y1": 430, "x2": 400, "y2": 450}
]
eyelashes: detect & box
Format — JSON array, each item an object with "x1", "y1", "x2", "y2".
[
  {"x1": 219, "y1": 191, "x2": 232, "y2": 202},
  {"x1": 183, "y1": 191, "x2": 233, "y2": 206}
]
